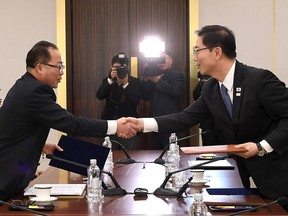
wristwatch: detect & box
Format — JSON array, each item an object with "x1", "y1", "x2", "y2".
[{"x1": 256, "y1": 142, "x2": 266, "y2": 156}]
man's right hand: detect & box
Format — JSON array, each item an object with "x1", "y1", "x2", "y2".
[
  {"x1": 110, "y1": 68, "x2": 118, "y2": 80},
  {"x1": 116, "y1": 117, "x2": 142, "y2": 139}
]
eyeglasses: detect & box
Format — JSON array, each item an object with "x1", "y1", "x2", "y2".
[
  {"x1": 11, "y1": 199, "x2": 36, "y2": 205},
  {"x1": 193, "y1": 47, "x2": 210, "y2": 56},
  {"x1": 44, "y1": 63, "x2": 65, "y2": 71}
]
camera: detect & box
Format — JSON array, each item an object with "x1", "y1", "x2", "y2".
[
  {"x1": 141, "y1": 57, "x2": 165, "y2": 77},
  {"x1": 115, "y1": 53, "x2": 128, "y2": 79}
]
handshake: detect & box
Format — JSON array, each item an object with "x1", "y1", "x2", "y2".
[{"x1": 116, "y1": 117, "x2": 144, "y2": 139}]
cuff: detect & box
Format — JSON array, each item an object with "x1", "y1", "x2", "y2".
[
  {"x1": 260, "y1": 140, "x2": 274, "y2": 153},
  {"x1": 107, "y1": 120, "x2": 117, "y2": 135},
  {"x1": 142, "y1": 118, "x2": 158, "y2": 133}
]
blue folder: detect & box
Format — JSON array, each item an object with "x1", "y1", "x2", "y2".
[
  {"x1": 49, "y1": 135, "x2": 109, "y2": 176},
  {"x1": 206, "y1": 188, "x2": 260, "y2": 195}
]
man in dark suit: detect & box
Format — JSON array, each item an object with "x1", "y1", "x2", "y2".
[
  {"x1": 96, "y1": 53, "x2": 142, "y2": 150},
  {"x1": 141, "y1": 52, "x2": 185, "y2": 149},
  {"x1": 133, "y1": 25, "x2": 288, "y2": 202},
  {"x1": 0, "y1": 41, "x2": 139, "y2": 201}
]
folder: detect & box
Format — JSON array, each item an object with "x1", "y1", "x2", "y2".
[
  {"x1": 181, "y1": 144, "x2": 247, "y2": 155},
  {"x1": 202, "y1": 188, "x2": 265, "y2": 206},
  {"x1": 188, "y1": 159, "x2": 235, "y2": 170},
  {"x1": 49, "y1": 135, "x2": 109, "y2": 176}
]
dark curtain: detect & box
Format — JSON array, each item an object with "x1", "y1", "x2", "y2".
[{"x1": 66, "y1": 0, "x2": 191, "y2": 149}]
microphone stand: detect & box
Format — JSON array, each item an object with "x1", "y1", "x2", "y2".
[
  {"x1": 101, "y1": 170, "x2": 127, "y2": 196},
  {"x1": 154, "y1": 130, "x2": 210, "y2": 165},
  {"x1": 46, "y1": 154, "x2": 127, "y2": 196},
  {"x1": 110, "y1": 139, "x2": 136, "y2": 164},
  {"x1": 153, "y1": 154, "x2": 231, "y2": 196}
]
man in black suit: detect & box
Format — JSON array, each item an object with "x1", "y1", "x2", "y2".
[
  {"x1": 141, "y1": 52, "x2": 185, "y2": 149},
  {"x1": 96, "y1": 53, "x2": 142, "y2": 150},
  {"x1": 133, "y1": 25, "x2": 288, "y2": 201},
  {"x1": 0, "y1": 41, "x2": 139, "y2": 201}
]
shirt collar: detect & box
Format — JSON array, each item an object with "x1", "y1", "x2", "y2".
[{"x1": 219, "y1": 60, "x2": 236, "y2": 91}]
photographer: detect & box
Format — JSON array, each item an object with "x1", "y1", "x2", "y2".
[
  {"x1": 96, "y1": 53, "x2": 142, "y2": 150},
  {"x1": 141, "y1": 52, "x2": 185, "y2": 149}
]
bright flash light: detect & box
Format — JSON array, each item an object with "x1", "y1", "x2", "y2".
[{"x1": 139, "y1": 36, "x2": 165, "y2": 58}]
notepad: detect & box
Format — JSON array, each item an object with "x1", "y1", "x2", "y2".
[{"x1": 24, "y1": 184, "x2": 86, "y2": 197}]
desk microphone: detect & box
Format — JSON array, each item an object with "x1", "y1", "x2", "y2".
[
  {"x1": 0, "y1": 200, "x2": 49, "y2": 216},
  {"x1": 110, "y1": 139, "x2": 136, "y2": 164},
  {"x1": 153, "y1": 154, "x2": 231, "y2": 196},
  {"x1": 176, "y1": 176, "x2": 193, "y2": 198},
  {"x1": 154, "y1": 130, "x2": 210, "y2": 165},
  {"x1": 100, "y1": 170, "x2": 127, "y2": 196},
  {"x1": 46, "y1": 154, "x2": 127, "y2": 196},
  {"x1": 228, "y1": 197, "x2": 288, "y2": 216}
]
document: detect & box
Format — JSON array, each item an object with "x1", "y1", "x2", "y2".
[{"x1": 24, "y1": 184, "x2": 86, "y2": 197}]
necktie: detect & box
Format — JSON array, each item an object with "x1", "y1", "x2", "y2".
[{"x1": 221, "y1": 84, "x2": 232, "y2": 118}]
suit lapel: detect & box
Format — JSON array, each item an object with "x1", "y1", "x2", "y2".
[{"x1": 232, "y1": 61, "x2": 245, "y2": 124}]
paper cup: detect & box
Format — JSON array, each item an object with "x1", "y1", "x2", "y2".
[
  {"x1": 190, "y1": 169, "x2": 205, "y2": 182},
  {"x1": 34, "y1": 185, "x2": 52, "y2": 200}
]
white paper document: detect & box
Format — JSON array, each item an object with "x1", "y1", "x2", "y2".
[{"x1": 24, "y1": 184, "x2": 86, "y2": 196}]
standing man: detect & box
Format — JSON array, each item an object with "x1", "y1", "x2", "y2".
[
  {"x1": 141, "y1": 52, "x2": 185, "y2": 149},
  {"x1": 134, "y1": 25, "x2": 288, "y2": 202},
  {"x1": 0, "y1": 41, "x2": 138, "y2": 201},
  {"x1": 96, "y1": 53, "x2": 142, "y2": 150}
]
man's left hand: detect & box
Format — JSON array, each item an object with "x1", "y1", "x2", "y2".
[
  {"x1": 43, "y1": 142, "x2": 64, "y2": 156},
  {"x1": 233, "y1": 142, "x2": 258, "y2": 158}
]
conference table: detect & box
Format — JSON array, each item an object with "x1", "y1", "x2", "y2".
[{"x1": 0, "y1": 150, "x2": 287, "y2": 215}]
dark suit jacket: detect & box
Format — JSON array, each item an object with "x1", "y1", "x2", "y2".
[
  {"x1": 142, "y1": 69, "x2": 185, "y2": 116},
  {"x1": 156, "y1": 61, "x2": 288, "y2": 199},
  {"x1": 0, "y1": 72, "x2": 108, "y2": 201},
  {"x1": 96, "y1": 75, "x2": 141, "y2": 119}
]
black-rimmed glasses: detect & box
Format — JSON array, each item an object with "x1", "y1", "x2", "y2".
[
  {"x1": 193, "y1": 47, "x2": 210, "y2": 56},
  {"x1": 11, "y1": 199, "x2": 36, "y2": 206},
  {"x1": 44, "y1": 63, "x2": 65, "y2": 71}
]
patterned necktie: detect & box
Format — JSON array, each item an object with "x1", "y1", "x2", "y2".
[{"x1": 221, "y1": 84, "x2": 232, "y2": 118}]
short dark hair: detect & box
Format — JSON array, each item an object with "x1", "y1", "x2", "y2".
[
  {"x1": 111, "y1": 53, "x2": 129, "y2": 66},
  {"x1": 196, "y1": 25, "x2": 237, "y2": 59},
  {"x1": 26, "y1": 41, "x2": 58, "y2": 68},
  {"x1": 162, "y1": 51, "x2": 173, "y2": 59}
]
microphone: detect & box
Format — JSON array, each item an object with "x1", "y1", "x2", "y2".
[
  {"x1": 0, "y1": 200, "x2": 49, "y2": 216},
  {"x1": 228, "y1": 197, "x2": 288, "y2": 216},
  {"x1": 153, "y1": 154, "x2": 231, "y2": 196},
  {"x1": 46, "y1": 154, "x2": 127, "y2": 196},
  {"x1": 154, "y1": 130, "x2": 210, "y2": 165},
  {"x1": 100, "y1": 170, "x2": 127, "y2": 196},
  {"x1": 177, "y1": 176, "x2": 193, "y2": 198},
  {"x1": 110, "y1": 139, "x2": 136, "y2": 164}
]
